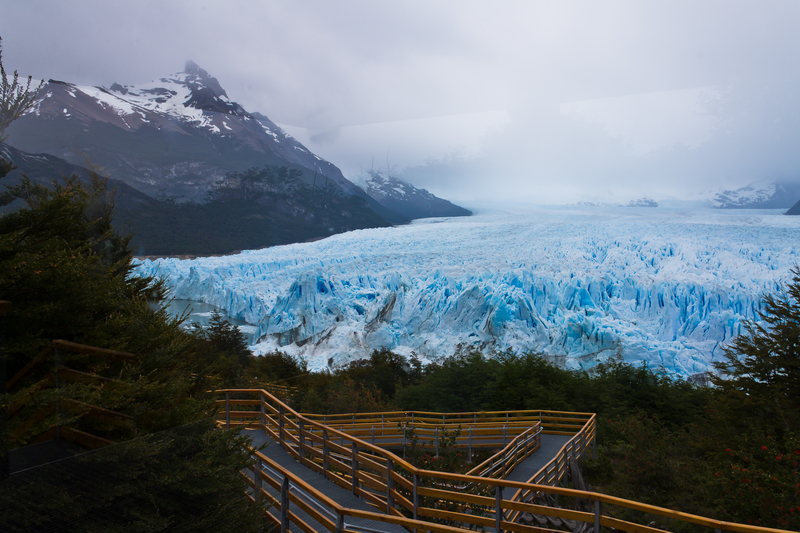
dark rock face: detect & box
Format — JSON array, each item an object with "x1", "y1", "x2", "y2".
[
  {"x1": 786, "y1": 199, "x2": 800, "y2": 215},
  {"x1": 0, "y1": 143, "x2": 151, "y2": 212}
]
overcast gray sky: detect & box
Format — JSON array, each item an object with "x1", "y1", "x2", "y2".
[{"x1": 3, "y1": 0, "x2": 799, "y2": 203}]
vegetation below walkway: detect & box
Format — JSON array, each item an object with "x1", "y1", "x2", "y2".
[{"x1": 231, "y1": 303, "x2": 799, "y2": 530}]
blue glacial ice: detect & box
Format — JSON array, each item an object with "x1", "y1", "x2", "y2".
[{"x1": 132, "y1": 205, "x2": 800, "y2": 376}]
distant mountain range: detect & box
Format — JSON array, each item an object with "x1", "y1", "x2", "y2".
[
  {"x1": 573, "y1": 182, "x2": 800, "y2": 211},
  {"x1": 710, "y1": 181, "x2": 800, "y2": 210},
  {"x1": 3, "y1": 61, "x2": 470, "y2": 254}
]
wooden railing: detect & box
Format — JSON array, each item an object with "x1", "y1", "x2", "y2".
[
  {"x1": 218, "y1": 388, "x2": 791, "y2": 533},
  {"x1": 7, "y1": 340, "x2": 136, "y2": 449}
]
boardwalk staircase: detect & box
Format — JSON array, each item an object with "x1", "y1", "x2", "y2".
[{"x1": 218, "y1": 388, "x2": 790, "y2": 533}]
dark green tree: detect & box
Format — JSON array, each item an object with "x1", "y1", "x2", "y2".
[
  {"x1": 203, "y1": 310, "x2": 251, "y2": 365},
  {"x1": 340, "y1": 348, "x2": 421, "y2": 400},
  {"x1": 0, "y1": 173, "x2": 265, "y2": 532},
  {"x1": 712, "y1": 266, "x2": 800, "y2": 431},
  {"x1": 0, "y1": 44, "x2": 264, "y2": 531}
]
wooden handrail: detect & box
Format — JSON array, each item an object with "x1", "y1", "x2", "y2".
[
  {"x1": 8, "y1": 339, "x2": 136, "y2": 390},
  {"x1": 220, "y1": 388, "x2": 793, "y2": 533}
]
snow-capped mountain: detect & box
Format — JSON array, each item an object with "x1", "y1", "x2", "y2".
[
  {"x1": 133, "y1": 205, "x2": 800, "y2": 378},
  {"x1": 6, "y1": 61, "x2": 403, "y2": 223},
  {"x1": 360, "y1": 171, "x2": 471, "y2": 220},
  {"x1": 711, "y1": 181, "x2": 800, "y2": 209}
]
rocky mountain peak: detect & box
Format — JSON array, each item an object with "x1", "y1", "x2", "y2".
[{"x1": 183, "y1": 60, "x2": 228, "y2": 98}]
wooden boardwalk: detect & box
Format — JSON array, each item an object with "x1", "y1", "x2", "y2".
[
  {"x1": 505, "y1": 433, "x2": 572, "y2": 483},
  {"x1": 243, "y1": 429, "x2": 409, "y2": 533},
  {"x1": 242, "y1": 429, "x2": 572, "y2": 533}
]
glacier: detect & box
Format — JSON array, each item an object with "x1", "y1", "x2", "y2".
[{"x1": 132, "y1": 205, "x2": 800, "y2": 377}]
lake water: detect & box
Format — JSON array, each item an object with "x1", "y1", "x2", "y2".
[{"x1": 161, "y1": 299, "x2": 259, "y2": 344}]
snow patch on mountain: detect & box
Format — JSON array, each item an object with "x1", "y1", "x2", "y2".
[{"x1": 133, "y1": 206, "x2": 800, "y2": 377}]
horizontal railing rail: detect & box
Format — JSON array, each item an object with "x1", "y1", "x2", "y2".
[
  {"x1": 7, "y1": 340, "x2": 138, "y2": 450},
  {"x1": 219, "y1": 388, "x2": 792, "y2": 533}
]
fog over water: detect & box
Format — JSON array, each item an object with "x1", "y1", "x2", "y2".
[{"x1": 2, "y1": 1, "x2": 799, "y2": 203}]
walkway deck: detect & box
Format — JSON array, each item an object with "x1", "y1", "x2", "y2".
[
  {"x1": 242, "y1": 429, "x2": 573, "y2": 533},
  {"x1": 505, "y1": 433, "x2": 572, "y2": 483},
  {"x1": 243, "y1": 429, "x2": 408, "y2": 533}
]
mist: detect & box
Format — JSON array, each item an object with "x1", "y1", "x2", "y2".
[{"x1": 2, "y1": 0, "x2": 799, "y2": 203}]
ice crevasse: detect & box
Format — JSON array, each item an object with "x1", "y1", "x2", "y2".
[{"x1": 133, "y1": 206, "x2": 800, "y2": 376}]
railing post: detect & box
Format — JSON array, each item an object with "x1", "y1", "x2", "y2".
[
  {"x1": 371, "y1": 425, "x2": 375, "y2": 446},
  {"x1": 335, "y1": 512, "x2": 344, "y2": 533},
  {"x1": 468, "y1": 426, "x2": 473, "y2": 463},
  {"x1": 503, "y1": 424, "x2": 507, "y2": 447},
  {"x1": 594, "y1": 499, "x2": 600, "y2": 533},
  {"x1": 351, "y1": 441, "x2": 359, "y2": 495},
  {"x1": 260, "y1": 392, "x2": 266, "y2": 431},
  {"x1": 54, "y1": 345, "x2": 61, "y2": 440},
  {"x1": 495, "y1": 485, "x2": 503, "y2": 533},
  {"x1": 386, "y1": 458, "x2": 394, "y2": 513},
  {"x1": 225, "y1": 392, "x2": 231, "y2": 430},
  {"x1": 592, "y1": 431, "x2": 597, "y2": 459},
  {"x1": 255, "y1": 457, "x2": 263, "y2": 499},
  {"x1": 579, "y1": 428, "x2": 585, "y2": 457},
  {"x1": 435, "y1": 427, "x2": 439, "y2": 457},
  {"x1": 280, "y1": 475, "x2": 289, "y2": 533},
  {"x1": 299, "y1": 419, "x2": 305, "y2": 461},
  {"x1": 322, "y1": 429, "x2": 330, "y2": 474},
  {"x1": 278, "y1": 405, "x2": 285, "y2": 447},
  {"x1": 411, "y1": 412, "x2": 414, "y2": 424},
  {"x1": 413, "y1": 473, "x2": 419, "y2": 521}
]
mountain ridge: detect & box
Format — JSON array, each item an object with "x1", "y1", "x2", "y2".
[{"x1": 7, "y1": 62, "x2": 469, "y2": 226}]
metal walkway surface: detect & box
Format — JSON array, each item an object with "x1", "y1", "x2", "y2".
[{"x1": 242, "y1": 429, "x2": 573, "y2": 533}]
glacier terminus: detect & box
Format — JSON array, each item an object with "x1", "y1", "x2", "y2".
[{"x1": 133, "y1": 205, "x2": 800, "y2": 377}]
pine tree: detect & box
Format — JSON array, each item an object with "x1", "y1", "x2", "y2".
[
  {"x1": 712, "y1": 266, "x2": 800, "y2": 430},
  {"x1": 0, "y1": 42, "x2": 264, "y2": 531},
  {"x1": 0, "y1": 36, "x2": 43, "y2": 182}
]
